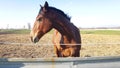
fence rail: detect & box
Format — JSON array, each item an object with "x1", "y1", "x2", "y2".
[
  {"x1": 0, "y1": 56, "x2": 120, "y2": 68},
  {"x1": 1, "y1": 42, "x2": 120, "y2": 46}
]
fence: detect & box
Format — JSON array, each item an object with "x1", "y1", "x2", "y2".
[
  {"x1": 0, "y1": 56, "x2": 120, "y2": 68},
  {"x1": 0, "y1": 42, "x2": 120, "y2": 68},
  {"x1": 1, "y1": 41, "x2": 120, "y2": 46}
]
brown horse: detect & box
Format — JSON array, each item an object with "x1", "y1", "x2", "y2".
[{"x1": 30, "y1": 1, "x2": 81, "y2": 57}]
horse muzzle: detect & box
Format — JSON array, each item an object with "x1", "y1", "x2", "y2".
[{"x1": 31, "y1": 36, "x2": 39, "y2": 43}]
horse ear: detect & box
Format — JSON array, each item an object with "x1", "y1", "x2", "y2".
[
  {"x1": 44, "y1": 1, "x2": 49, "y2": 9},
  {"x1": 40, "y1": 5, "x2": 43, "y2": 8},
  {"x1": 42, "y1": 1, "x2": 49, "y2": 12},
  {"x1": 40, "y1": 5, "x2": 43, "y2": 10}
]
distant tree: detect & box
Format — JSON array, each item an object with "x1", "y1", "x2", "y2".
[
  {"x1": 27, "y1": 23, "x2": 31, "y2": 30},
  {"x1": 6, "y1": 24, "x2": 9, "y2": 29},
  {"x1": 23, "y1": 25, "x2": 26, "y2": 29}
]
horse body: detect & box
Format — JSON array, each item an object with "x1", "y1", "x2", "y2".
[
  {"x1": 52, "y1": 21, "x2": 81, "y2": 57},
  {"x1": 53, "y1": 28, "x2": 81, "y2": 57},
  {"x1": 30, "y1": 1, "x2": 81, "y2": 57}
]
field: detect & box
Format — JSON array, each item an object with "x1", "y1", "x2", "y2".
[{"x1": 0, "y1": 29, "x2": 120, "y2": 58}]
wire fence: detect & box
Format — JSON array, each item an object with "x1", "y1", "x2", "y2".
[{"x1": 0, "y1": 41, "x2": 120, "y2": 46}]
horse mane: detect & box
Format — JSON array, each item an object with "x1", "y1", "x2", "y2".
[{"x1": 49, "y1": 7, "x2": 71, "y2": 21}]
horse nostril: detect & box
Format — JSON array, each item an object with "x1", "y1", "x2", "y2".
[{"x1": 33, "y1": 37, "x2": 39, "y2": 43}]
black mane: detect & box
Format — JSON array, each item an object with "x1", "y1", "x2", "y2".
[{"x1": 49, "y1": 7, "x2": 71, "y2": 21}]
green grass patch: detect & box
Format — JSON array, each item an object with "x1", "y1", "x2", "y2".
[
  {"x1": 0, "y1": 29, "x2": 30, "y2": 34},
  {"x1": 48, "y1": 29, "x2": 120, "y2": 35},
  {"x1": 0, "y1": 29, "x2": 120, "y2": 35},
  {"x1": 81, "y1": 29, "x2": 120, "y2": 35}
]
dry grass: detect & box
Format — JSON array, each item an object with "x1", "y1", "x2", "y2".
[
  {"x1": 81, "y1": 34, "x2": 120, "y2": 45},
  {"x1": 0, "y1": 45, "x2": 54, "y2": 58},
  {"x1": 0, "y1": 32, "x2": 120, "y2": 58},
  {"x1": 81, "y1": 45, "x2": 120, "y2": 57},
  {"x1": 80, "y1": 34, "x2": 120, "y2": 57}
]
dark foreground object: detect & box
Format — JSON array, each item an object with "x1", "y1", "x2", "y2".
[{"x1": 0, "y1": 56, "x2": 120, "y2": 68}]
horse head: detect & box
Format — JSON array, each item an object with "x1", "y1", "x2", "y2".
[{"x1": 30, "y1": 2, "x2": 53, "y2": 43}]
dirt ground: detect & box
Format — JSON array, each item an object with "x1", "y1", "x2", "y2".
[{"x1": 0, "y1": 34, "x2": 120, "y2": 58}]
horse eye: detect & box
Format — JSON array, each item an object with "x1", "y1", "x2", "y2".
[{"x1": 38, "y1": 18, "x2": 42, "y2": 21}]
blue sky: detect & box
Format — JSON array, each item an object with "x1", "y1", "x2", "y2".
[{"x1": 0, "y1": 0, "x2": 120, "y2": 28}]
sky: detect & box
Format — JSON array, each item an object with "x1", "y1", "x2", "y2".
[{"x1": 0, "y1": 0, "x2": 120, "y2": 29}]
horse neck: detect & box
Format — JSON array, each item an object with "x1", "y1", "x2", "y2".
[{"x1": 53, "y1": 18, "x2": 75, "y2": 41}]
